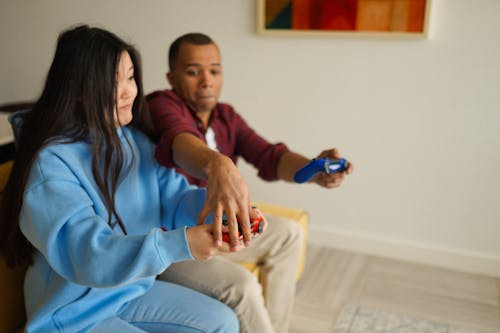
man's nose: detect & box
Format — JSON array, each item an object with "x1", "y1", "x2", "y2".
[{"x1": 200, "y1": 70, "x2": 213, "y2": 87}]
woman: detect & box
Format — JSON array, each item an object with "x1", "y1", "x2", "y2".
[{"x1": 0, "y1": 25, "x2": 243, "y2": 333}]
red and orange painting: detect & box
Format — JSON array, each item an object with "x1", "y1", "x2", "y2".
[{"x1": 260, "y1": 0, "x2": 430, "y2": 36}]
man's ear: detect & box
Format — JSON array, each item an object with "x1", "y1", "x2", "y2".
[{"x1": 166, "y1": 71, "x2": 174, "y2": 88}]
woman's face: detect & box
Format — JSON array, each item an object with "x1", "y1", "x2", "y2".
[{"x1": 114, "y1": 51, "x2": 137, "y2": 127}]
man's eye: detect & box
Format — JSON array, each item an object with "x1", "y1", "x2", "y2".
[
  {"x1": 186, "y1": 70, "x2": 198, "y2": 76},
  {"x1": 211, "y1": 69, "x2": 220, "y2": 75}
]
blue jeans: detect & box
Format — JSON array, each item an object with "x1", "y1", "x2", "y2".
[{"x1": 88, "y1": 280, "x2": 239, "y2": 333}]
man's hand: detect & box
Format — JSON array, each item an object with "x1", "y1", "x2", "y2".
[
  {"x1": 311, "y1": 148, "x2": 354, "y2": 188},
  {"x1": 197, "y1": 154, "x2": 252, "y2": 251},
  {"x1": 221, "y1": 206, "x2": 268, "y2": 242},
  {"x1": 171, "y1": 133, "x2": 253, "y2": 252}
]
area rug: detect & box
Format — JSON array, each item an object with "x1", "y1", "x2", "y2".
[{"x1": 332, "y1": 305, "x2": 474, "y2": 333}]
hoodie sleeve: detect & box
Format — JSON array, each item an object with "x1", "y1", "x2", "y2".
[
  {"x1": 19, "y1": 158, "x2": 194, "y2": 288},
  {"x1": 155, "y1": 165, "x2": 208, "y2": 230}
]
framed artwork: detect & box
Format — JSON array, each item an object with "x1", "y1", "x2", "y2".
[{"x1": 257, "y1": 0, "x2": 431, "y2": 38}]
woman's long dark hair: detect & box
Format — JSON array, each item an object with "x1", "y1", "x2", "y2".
[{"x1": 0, "y1": 25, "x2": 154, "y2": 268}]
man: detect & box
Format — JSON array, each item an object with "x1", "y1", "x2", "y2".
[{"x1": 147, "y1": 33, "x2": 353, "y2": 333}]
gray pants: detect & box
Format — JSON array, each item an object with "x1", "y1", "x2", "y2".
[{"x1": 158, "y1": 214, "x2": 303, "y2": 333}]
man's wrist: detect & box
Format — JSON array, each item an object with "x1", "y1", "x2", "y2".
[{"x1": 203, "y1": 152, "x2": 230, "y2": 180}]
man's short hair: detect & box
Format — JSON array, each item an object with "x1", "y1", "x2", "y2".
[{"x1": 169, "y1": 33, "x2": 215, "y2": 71}]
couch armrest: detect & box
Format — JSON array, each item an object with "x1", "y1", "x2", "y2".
[
  {"x1": 0, "y1": 160, "x2": 27, "y2": 333},
  {"x1": 253, "y1": 201, "x2": 308, "y2": 281}
]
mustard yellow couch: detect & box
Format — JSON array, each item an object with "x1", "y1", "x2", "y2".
[{"x1": 0, "y1": 160, "x2": 308, "y2": 333}]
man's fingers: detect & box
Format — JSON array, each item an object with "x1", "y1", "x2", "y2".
[
  {"x1": 212, "y1": 205, "x2": 224, "y2": 247},
  {"x1": 197, "y1": 203, "x2": 210, "y2": 225},
  {"x1": 316, "y1": 172, "x2": 344, "y2": 188},
  {"x1": 237, "y1": 204, "x2": 251, "y2": 247},
  {"x1": 318, "y1": 148, "x2": 342, "y2": 160},
  {"x1": 346, "y1": 161, "x2": 354, "y2": 175},
  {"x1": 226, "y1": 213, "x2": 241, "y2": 251}
]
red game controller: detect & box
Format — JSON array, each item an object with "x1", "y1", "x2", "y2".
[{"x1": 222, "y1": 215, "x2": 264, "y2": 243}]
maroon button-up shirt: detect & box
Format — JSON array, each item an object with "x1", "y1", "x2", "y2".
[{"x1": 147, "y1": 90, "x2": 289, "y2": 187}]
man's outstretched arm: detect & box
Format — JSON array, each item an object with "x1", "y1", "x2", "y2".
[{"x1": 172, "y1": 133, "x2": 252, "y2": 251}]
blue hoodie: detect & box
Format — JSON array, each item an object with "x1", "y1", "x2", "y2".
[{"x1": 19, "y1": 126, "x2": 205, "y2": 332}]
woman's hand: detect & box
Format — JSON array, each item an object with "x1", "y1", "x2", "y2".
[{"x1": 186, "y1": 224, "x2": 234, "y2": 260}]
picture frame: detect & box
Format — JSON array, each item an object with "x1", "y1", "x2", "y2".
[{"x1": 257, "y1": 0, "x2": 431, "y2": 38}]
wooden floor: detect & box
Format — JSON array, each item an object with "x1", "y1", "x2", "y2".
[{"x1": 289, "y1": 244, "x2": 500, "y2": 333}]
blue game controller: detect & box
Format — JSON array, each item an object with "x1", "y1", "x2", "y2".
[{"x1": 294, "y1": 158, "x2": 349, "y2": 184}]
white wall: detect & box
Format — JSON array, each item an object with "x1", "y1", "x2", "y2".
[{"x1": 1, "y1": 0, "x2": 499, "y2": 277}]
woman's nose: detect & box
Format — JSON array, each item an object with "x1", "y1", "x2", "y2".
[
  {"x1": 120, "y1": 83, "x2": 133, "y2": 99},
  {"x1": 120, "y1": 89, "x2": 129, "y2": 99}
]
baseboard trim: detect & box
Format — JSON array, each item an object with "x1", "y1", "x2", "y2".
[{"x1": 308, "y1": 225, "x2": 500, "y2": 278}]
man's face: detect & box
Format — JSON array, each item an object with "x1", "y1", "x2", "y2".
[{"x1": 167, "y1": 43, "x2": 223, "y2": 114}]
